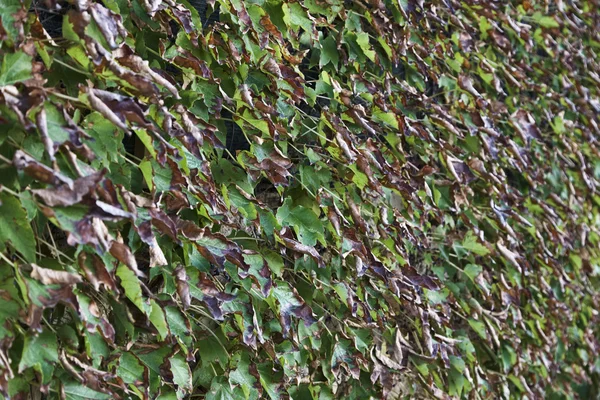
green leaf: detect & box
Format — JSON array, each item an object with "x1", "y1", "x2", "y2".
[
  {"x1": 149, "y1": 299, "x2": 169, "y2": 341},
  {"x1": 170, "y1": 353, "x2": 192, "y2": 394},
  {"x1": 355, "y1": 32, "x2": 375, "y2": 62},
  {"x1": 116, "y1": 264, "x2": 150, "y2": 315},
  {"x1": 276, "y1": 198, "x2": 325, "y2": 247},
  {"x1": 18, "y1": 330, "x2": 58, "y2": 384},
  {"x1": 282, "y1": 2, "x2": 312, "y2": 33},
  {"x1": 320, "y1": 36, "x2": 339, "y2": 68},
  {"x1": 449, "y1": 356, "x2": 465, "y2": 373},
  {"x1": 138, "y1": 160, "x2": 154, "y2": 191},
  {"x1": 206, "y1": 376, "x2": 236, "y2": 400},
  {"x1": 458, "y1": 232, "x2": 490, "y2": 256},
  {"x1": 463, "y1": 264, "x2": 482, "y2": 282},
  {"x1": 165, "y1": 306, "x2": 192, "y2": 351},
  {"x1": 468, "y1": 319, "x2": 487, "y2": 340},
  {"x1": 0, "y1": 193, "x2": 36, "y2": 262},
  {"x1": 137, "y1": 346, "x2": 171, "y2": 376},
  {"x1": 229, "y1": 353, "x2": 260, "y2": 400},
  {"x1": 425, "y1": 288, "x2": 449, "y2": 305},
  {"x1": 533, "y1": 13, "x2": 560, "y2": 28},
  {"x1": 372, "y1": 110, "x2": 399, "y2": 129},
  {"x1": 0, "y1": 51, "x2": 32, "y2": 86},
  {"x1": 347, "y1": 327, "x2": 371, "y2": 354},
  {"x1": 62, "y1": 382, "x2": 111, "y2": 400},
  {"x1": 84, "y1": 112, "x2": 124, "y2": 167},
  {"x1": 117, "y1": 352, "x2": 145, "y2": 384},
  {"x1": 257, "y1": 363, "x2": 281, "y2": 400},
  {"x1": 0, "y1": 0, "x2": 24, "y2": 42},
  {"x1": 501, "y1": 345, "x2": 517, "y2": 373}
]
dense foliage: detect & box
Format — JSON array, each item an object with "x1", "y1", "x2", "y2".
[{"x1": 1, "y1": 0, "x2": 600, "y2": 398}]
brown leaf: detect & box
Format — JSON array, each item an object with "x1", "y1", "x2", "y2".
[
  {"x1": 90, "y1": 88, "x2": 152, "y2": 129},
  {"x1": 90, "y1": 3, "x2": 126, "y2": 49},
  {"x1": 31, "y1": 264, "x2": 82, "y2": 285},
  {"x1": 36, "y1": 107, "x2": 55, "y2": 162},
  {"x1": 85, "y1": 86, "x2": 129, "y2": 131},
  {"x1": 511, "y1": 109, "x2": 542, "y2": 143},
  {"x1": 78, "y1": 252, "x2": 119, "y2": 293},
  {"x1": 169, "y1": 3, "x2": 195, "y2": 34},
  {"x1": 149, "y1": 208, "x2": 179, "y2": 241},
  {"x1": 262, "y1": 58, "x2": 282, "y2": 78},
  {"x1": 114, "y1": 45, "x2": 179, "y2": 98},
  {"x1": 172, "y1": 51, "x2": 213, "y2": 79},
  {"x1": 109, "y1": 241, "x2": 145, "y2": 277},
  {"x1": 197, "y1": 273, "x2": 235, "y2": 320},
  {"x1": 32, "y1": 170, "x2": 105, "y2": 207},
  {"x1": 347, "y1": 196, "x2": 368, "y2": 234},
  {"x1": 458, "y1": 74, "x2": 482, "y2": 98},
  {"x1": 13, "y1": 150, "x2": 74, "y2": 187},
  {"x1": 497, "y1": 242, "x2": 522, "y2": 272},
  {"x1": 242, "y1": 148, "x2": 292, "y2": 186},
  {"x1": 277, "y1": 287, "x2": 316, "y2": 337},
  {"x1": 260, "y1": 15, "x2": 284, "y2": 44},
  {"x1": 178, "y1": 221, "x2": 250, "y2": 271},
  {"x1": 489, "y1": 29, "x2": 511, "y2": 51},
  {"x1": 446, "y1": 155, "x2": 476, "y2": 183},
  {"x1": 174, "y1": 265, "x2": 191, "y2": 310},
  {"x1": 148, "y1": 238, "x2": 168, "y2": 268},
  {"x1": 26, "y1": 284, "x2": 77, "y2": 331},
  {"x1": 276, "y1": 228, "x2": 325, "y2": 268}
]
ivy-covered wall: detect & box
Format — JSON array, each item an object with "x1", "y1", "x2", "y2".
[{"x1": 0, "y1": 0, "x2": 599, "y2": 398}]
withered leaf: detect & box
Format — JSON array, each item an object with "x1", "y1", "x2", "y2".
[
  {"x1": 13, "y1": 150, "x2": 74, "y2": 187},
  {"x1": 197, "y1": 273, "x2": 235, "y2": 320},
  {"x1": 31, "y1": 264, "x2": 82, "y2": 285},
  {"x1": 174, "y1": 265, "x2": 191, "y2": 310},
  {"x1": 32, "y1": 170, "x2": 105, "y2": 207},
  {"x1": 109, "y1": 241, "x2": 145, "y2": 278}
]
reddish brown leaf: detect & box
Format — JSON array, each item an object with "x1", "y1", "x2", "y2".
[
  {"x1": 197, "y1": 273, "x2": 235, "y2": 320},
  {"x1": 13, "y1": 150, "x2": 74, "y2": 187},
  {"x1": 174, "y1": 265, "x2": 191, "y2": 310},
  {"x1": 32, "y1": 170, "x2": 105, "y2": 207},
  {"x1": 78, "y1": 252, "x2": 119, "y2": 293},
  {"x1": 276, "y1": 228, "x2": 325, "y2": 268},
  {"x1": 109, "y1": 241, "x2": 145, "y2": 277}
]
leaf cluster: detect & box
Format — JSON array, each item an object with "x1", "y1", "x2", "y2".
[{"x1": 1, "y1": 0, "x2": 600, "y2": 398}]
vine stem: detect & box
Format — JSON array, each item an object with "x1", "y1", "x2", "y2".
[{"x1": 0, "y1": 154, "x2": 12, "y2": 164}]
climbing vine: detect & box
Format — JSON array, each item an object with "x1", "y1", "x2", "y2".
[{"x1": 0, "y1": 0, "x2": 599, "y2": 398}]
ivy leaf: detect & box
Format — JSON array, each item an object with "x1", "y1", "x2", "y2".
[
  {"x1": 455, "y1": 232, "x2": 490, "y2": 256},
  {"x1": 116, "y1": 264, "x2": 150, "y2": 315},
  {"x1": 83, "y1": 112, "x2": 124, "y2": 167},
  {"x1": 0, "y1": 193, "x2": 36, "y2": 262},
  {"x1": 0, "y1": 0, "x2": 25, "y2": 42},
  {"x1": 257, "y1": 363, "x2": 281, "y2": 400},
  {"x1": 18, "y1": 330, "x2": 59, "y2": 384},
  {"x1": 355, "y1": 32, "x2": 375, "y2": 62},
  {"x1": 62, "y1": 382, "x2": 112, "y2": 400},
  {"x1": 148, "y1": 300, "x2": 169, "y2": 341},
  {"x1": 282, "y1": 2, "x2": 313, "y2": 34},
  {"x1": 468, "y1": 319, "x2": 487, "y2": 340},
  {"x1": 272, "y1": 283, "x2": 316, "y2": 337},
  {"x1": 320, "y1": 36, "x2": 339, "y2": 68},
  {"x1": 533, "y1": 13, "x2": 560, "y2": 28},
  {"x1": 170, "y1": 353, "x2": 192, "y2": 394},
  {"x1": 117, "y1": 352, "x2": 145, "y2": 384},
  {"x1": 206, "y1": 376, "x2": 236, "y2": 400},
  {"x1": 276, "y1": 198, "x2": 325, "y2": 247},
  {"x1": 229, "y1": 352, "x2": 261, "y2": 400},
  {"x1": 463, "y1": 264, "x2": 482, "y2": 282},
  {"x1": 0, "y1": 51, "x2": 32, "y2": 86}
]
